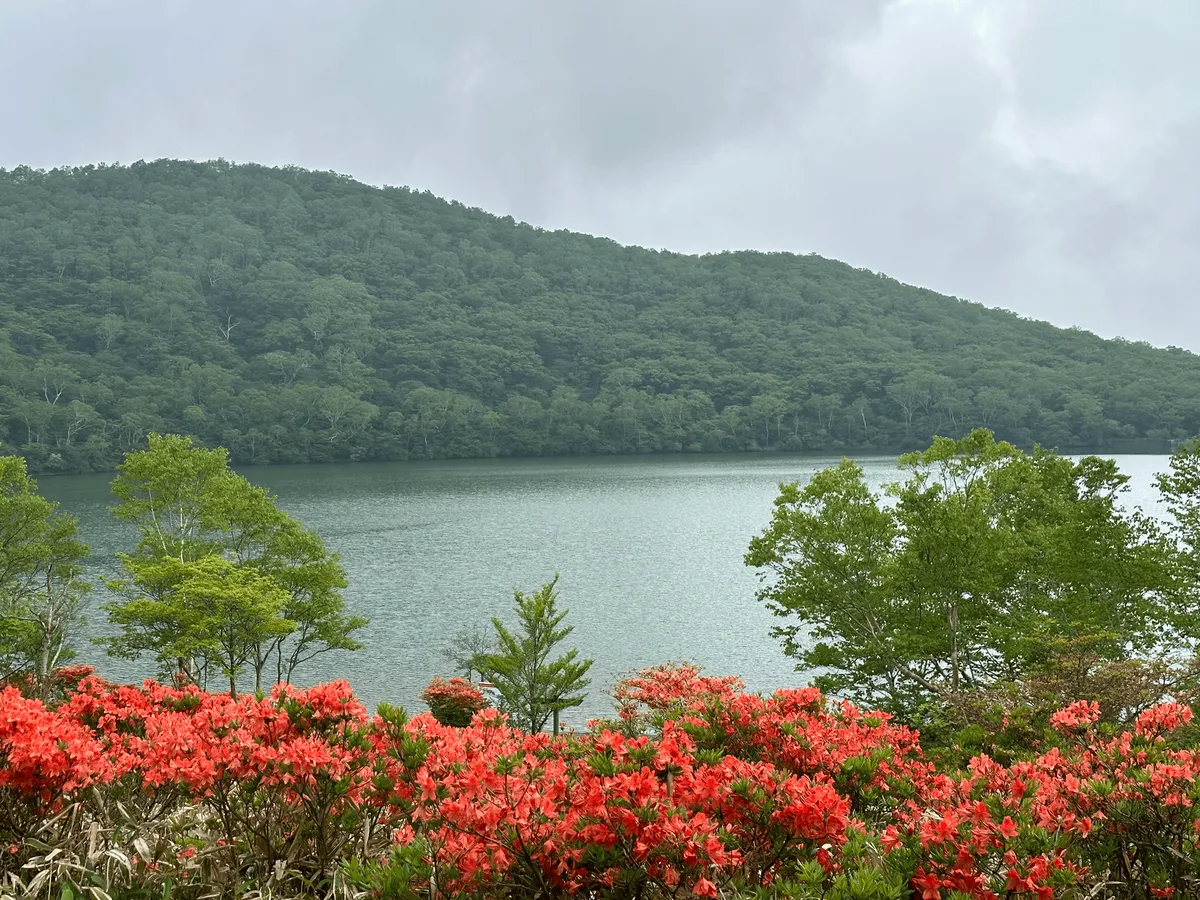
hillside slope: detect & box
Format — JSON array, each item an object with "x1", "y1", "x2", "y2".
[{"x1": 1, "y1": 159, "x2": 1196, "y2": 473}]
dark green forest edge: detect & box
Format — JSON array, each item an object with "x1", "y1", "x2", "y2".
[{"x1": 2, "y1": 159, "x2": 1198, "y2": 475}]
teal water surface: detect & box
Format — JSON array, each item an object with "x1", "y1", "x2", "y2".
[{"x1": 39, "y1": 453, "x2": 1173, "y2": 726}]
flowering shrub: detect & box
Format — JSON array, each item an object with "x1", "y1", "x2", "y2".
[
  {"x1": 910, "y1": 652, "x2": 1200, "y2": 773},
  {"x1": 2, "y1": 663, "x2": 1200, "y2": 898},
  {"x1": 1, "y1": 662, "x2": 98, "y2": 703},
  {"x1": 1048, "y1": 698, "x2": 1102, "y2": 733},
  {"x1": 420, "y1": 675, "x2": 489, "y2": 726},
  {"x1": 883, "y1": 699, "x2": 1200, "y2": 898}
]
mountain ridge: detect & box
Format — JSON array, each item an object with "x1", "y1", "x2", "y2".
[{"x1": 0, "y1": 158, "x2": 1195, "y2": 474}]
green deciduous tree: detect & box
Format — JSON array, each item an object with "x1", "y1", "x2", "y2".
[
  {"x1": 0, "y1": 450, "x2": 90, "y2": 698},
  {"x1": 101, "y1": 434, "x2": 365, "y2": 690},
  {"x1": 746, "y1": 429, "x2": 1172, "y2": 718},
  {"x1": 475, "y1": 575, "x2": 592, "y2": 735},
  {"x1": 104, "y1": 555, "x2": 293, "y2": 697},
  {"x1": 252, "y1": 522, "x2": 367, "y2": 686},
  {"x1": 1156, "y1": 440, "x2": 1200, "y2": 650}
]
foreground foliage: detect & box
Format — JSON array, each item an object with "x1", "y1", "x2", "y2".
[
  {"x1": 0, "y1": 450, "x2": 89, "y2": 698},
  {"x1": 473, "y1": 575, "x2": 593, "y2": 736},
  {"x1": 3, "y1": 161, "x2": 1199, "y2": 476},
  {"x1": 420, "y1": 676, "x2": 489, "y2": 727},
  {"x1": 100, "y1": 433, "x2": 365, "y2": 693},
  {"x1": 747, "y1": 430, "x2": 1179, "y2": 719},
  {"x1": 3, "y1": 664, "x2": 1199, "y2": 899}
]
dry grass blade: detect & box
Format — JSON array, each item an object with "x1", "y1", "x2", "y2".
[
  {"x1": 86, "y1": 821, "x2": 99, "y2": 861},
  {"x1": 101, "y1": 848, "x2": 130, "y2": 872},
  {"x1": 20, "y1": 868, "x2": 51, "y2": 898},
  {"x1": 131, "y1": 837, "x2": 151, "y2": 862}
]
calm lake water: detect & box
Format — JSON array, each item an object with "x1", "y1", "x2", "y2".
[{"x1": 39, "y1": 453, "x2": 1174, "y2": 726}]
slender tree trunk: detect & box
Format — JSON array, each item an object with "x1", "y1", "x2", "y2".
[
  {"x1": 552, "y1": 708, "x2": 560, "y2": 736},
  {"x1": 38, "y1": 641, "x2": 50, "y2": 702},
  {"x1": 949, "y1": 603, "x2": 960, "y2": 694}
]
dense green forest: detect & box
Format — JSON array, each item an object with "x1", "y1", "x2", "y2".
[{"x1": 1, "y1": 159, "x2": 1197, "y2": 474}]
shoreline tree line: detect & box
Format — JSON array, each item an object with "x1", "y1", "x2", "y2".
[
  {"x1": 3, "y1": 160, "x2": 1200, "y2": 477},
  {"x1": 748, "y1": 428, "x2": 1200, "y2": 739}
]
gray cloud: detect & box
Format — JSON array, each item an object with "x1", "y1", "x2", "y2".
[{"x1": 1, "y1": 0, "x2": 1197, "y2": 347}]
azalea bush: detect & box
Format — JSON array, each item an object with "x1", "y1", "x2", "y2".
[
  {"x1": 2, "y1": 664, "x2": 1200, "y2": 899},
  {"x1": 1, "y1": 662, "x2": 96, "y2": 703},
  {"x1": 420, "y1": 675, "x2": 489, "y2": 727}
]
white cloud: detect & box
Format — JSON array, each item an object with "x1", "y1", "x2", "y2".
[{"x1": 1, "y1": 0, "x2": 1197, "y2": 347}]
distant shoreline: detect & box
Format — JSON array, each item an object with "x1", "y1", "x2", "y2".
[{"x1": 24, "y1": 437, "x2": 1184, "y2": 479}]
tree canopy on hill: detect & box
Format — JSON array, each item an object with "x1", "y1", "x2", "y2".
[{"x1": 0, "y1": 159, "x2": 1196, "y2": 473}]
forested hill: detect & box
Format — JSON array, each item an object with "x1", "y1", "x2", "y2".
[{"x1": 1, "y1": 159, "x2": 1196, "y2": 474}]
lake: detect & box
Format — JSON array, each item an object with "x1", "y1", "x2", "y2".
[{"x1": 39, "y1": 453, "x2": 1174, "y2": 726}]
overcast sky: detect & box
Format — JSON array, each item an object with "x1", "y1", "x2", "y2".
[{"x1": 2, "y1": 0, "x2": 1198, "y2": 349}]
